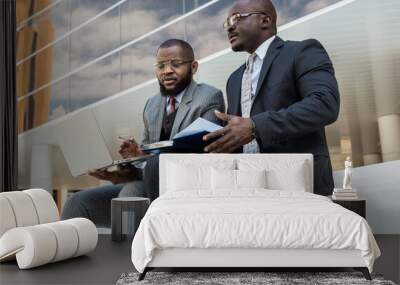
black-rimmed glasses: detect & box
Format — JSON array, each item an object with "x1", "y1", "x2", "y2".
[{"x1": 223, "y1": 12, "x2": 267, "y2": 30}]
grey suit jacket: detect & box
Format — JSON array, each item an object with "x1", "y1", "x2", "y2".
[{"x1": 141, "y1": 80, "x2": 225, "y2": 144}]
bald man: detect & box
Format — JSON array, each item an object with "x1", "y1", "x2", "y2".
[{"x1": 204, "y1": 0, "x2": 340, "y2": 195}]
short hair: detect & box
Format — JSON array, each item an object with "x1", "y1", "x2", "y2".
[
  {"x1": 237, "y1": 0, "x2": 277, "y2": 34},
  {"x1": 157, "y1": 39, "x2": 195, "y2": 59}
]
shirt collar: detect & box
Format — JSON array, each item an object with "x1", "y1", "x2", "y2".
[
  {"x1": 252, "y1": 35, "x2": 276, "y2": 60},
  {"x1": 174, "y1": 88, "x2": 185, "y2": 104},
  {"x1": 168, "y1": 88, "x2": 186, "y2": 105}
]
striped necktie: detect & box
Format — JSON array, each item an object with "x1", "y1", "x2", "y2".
[{"x1": 241, "y1": 53, "x2": 259, "y2": 153}]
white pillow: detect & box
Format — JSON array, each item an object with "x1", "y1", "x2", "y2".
[
  {"x1": 167, "y1": 160, "x2": 235, "y2": 192},
  {"x1": 211, "y1": 168, "x2": 267, "y2": 191},
  {"x1": 238, "y1": 159, "x2": 308, "y2": 192},
  {"x1": 211, "y1": 168, "x2": 236, "y2": 190},
  {"x1": 237, "y1": 169, "x2": 267, "y2": 189}
]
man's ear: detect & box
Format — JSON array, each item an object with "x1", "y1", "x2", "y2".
[
  {"x1": 260, "y1": 15, "x2": 272, "y2": 29},
  {"x1": 191, "y1": 61, "x2": 199, "y2": 74}
]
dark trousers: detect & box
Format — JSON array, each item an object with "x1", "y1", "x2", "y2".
[{"x1": 61, "y1": 155, "x2": 159, "y2": 227}]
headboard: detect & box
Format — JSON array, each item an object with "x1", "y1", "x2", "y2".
[{"x1": 159, "y1": 153, "x2": 313, "y2": 195}]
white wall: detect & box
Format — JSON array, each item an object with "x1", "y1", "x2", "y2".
[{"x1": 334, "y1": 161, "x2": 400, "y2": 234}]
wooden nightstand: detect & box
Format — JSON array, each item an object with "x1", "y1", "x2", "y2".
[{"x1": 331, "y1": 197, "x2": 366, "y2": 218}]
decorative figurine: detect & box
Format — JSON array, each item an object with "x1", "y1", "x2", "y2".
[{"x1": 343, "y1": 156, "x2": 353, "y2": 190}]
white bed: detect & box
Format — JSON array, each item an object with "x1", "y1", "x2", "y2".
[{"x1": 131, "y1": 154, "x2": 380, "y2": 280}]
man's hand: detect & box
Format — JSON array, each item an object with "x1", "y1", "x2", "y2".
[
  {"x1": 88, "y1": 168, "x2": 123, "y2": 184},
  {"x1": 118, "y1": 137, "x2": 145, "y2": 158},
  {"x1": 203, "y1": 110, "x2": 253, "y2": 153},
  {"x1": 88, "y1": 166, "x2": 140, "y2": 184}
]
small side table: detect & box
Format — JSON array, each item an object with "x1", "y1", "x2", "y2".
[
  {"x1": 331, "y1": 197, "x2": 366, "y2": 218},
  {"x1": 111, "y1": 197, "x2": 150, "y2": 242}
]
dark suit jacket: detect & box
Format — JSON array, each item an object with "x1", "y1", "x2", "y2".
[{"x1": 226, "y1": 36, "x2": 340, "y2": 195}]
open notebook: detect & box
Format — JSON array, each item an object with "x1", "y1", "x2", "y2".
[{"x1": 141, "y1": 118, "x2": 222, "y2": 153}]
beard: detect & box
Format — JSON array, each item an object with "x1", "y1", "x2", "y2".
[{"x1": 159, "y1": 70, "x2": 192, "y2": 97}]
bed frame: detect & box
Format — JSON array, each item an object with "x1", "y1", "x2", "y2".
[
  {"x1": 139, "y1": 248, "x2": 371, "y2": 280},
  {"x1": 137, "y1": 154, "x2": 372, "y2": 281}
]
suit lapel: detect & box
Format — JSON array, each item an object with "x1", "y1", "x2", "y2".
[
  {"x1": 170, "y1": 80, "x2": 196, "y2": 138},
  {"x1": 231, "y1": 65, "x2": 246, "y2": 116},
  {"x1": 254, "y1": 37, "x2": 284, "y2": 99},
  {"x1": 152, "y1": 95, "x2": 166, "y2": 142}
]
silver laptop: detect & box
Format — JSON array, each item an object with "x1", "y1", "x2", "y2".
[{"x1": 56, "y1": 110, "x2": 152, "y2": 177}]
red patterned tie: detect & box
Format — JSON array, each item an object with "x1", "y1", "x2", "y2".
[{"x1": 168, "y1": 96, "x2": 175, "y2": 114}]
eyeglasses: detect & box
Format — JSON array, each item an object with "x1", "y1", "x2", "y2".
[
  {"x1": 154, "y1": 59, "x2": 193, "y2": 70},
  {"x1": 223, "y1": 12, "x2": 267, "y2": 30}
]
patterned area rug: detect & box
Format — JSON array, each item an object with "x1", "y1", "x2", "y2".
[{"x1": 116, "y1": 271, "x2": 396, "y2": 285}]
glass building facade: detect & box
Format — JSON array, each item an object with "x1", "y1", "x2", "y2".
[
  {"x1": 16, "y1": 0, "x2": 345, "y2": 130},
  {"x1": 16, "y1": 0, "x2": 400, "y2": 175}
]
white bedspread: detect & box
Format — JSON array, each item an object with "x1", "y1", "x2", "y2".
[{"x1": 131, "y1": 190, "x2": 380, "y2": 273}]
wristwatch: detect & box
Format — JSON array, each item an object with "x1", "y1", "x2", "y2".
[{"x1": 250, "y1": 118, "x2": 259, "y2": 140}]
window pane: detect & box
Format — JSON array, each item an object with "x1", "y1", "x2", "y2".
[
  {"x1": 121, "y1": 22, "x2": 185, "y2": 90},
  {"x1": 17, "y1": 78, "x2": 70, "y2": 132},
  {"x1": 70, "y1": 53, "x2": 121, "y2": 111},
  {"x1": 183, "y1": 0, "x2": 214, "y2": 12},
  {"x1": 16, "y1": 38, "x2": 70, "y2": 99},
  {"x1": 121, "y1": 0, "x2": 183, "y2": 45},
  {"x1": 16, "y1": 0, "x2": 70, "y2": 61},
  {"x1": 275, "y1": 0, "x2": 341, "y2": 26},
  {"x1": 184, "y1": 0, "x2": 232, "y2": 60},
  {"x1": 17, "y1": 0, "x2": 60, "y2": 25},
  {"x1": 70, "y1": 0, "x2": 120, "y2": 29},
  {"x1": 120, "y1": 0, "x2": 214, "y2": 46},
  {"x1": 70, "y1": 5, "x2": 120, "y2": 71},
  {"x1": 49, "y1": 78, "x2": 70, "y2": 121}
]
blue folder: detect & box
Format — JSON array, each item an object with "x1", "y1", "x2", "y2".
[{"x1": 140, "y1": 118, "x2": 222, "y2": 153}]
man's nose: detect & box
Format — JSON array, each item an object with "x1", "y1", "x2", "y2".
[
  {"x1": 227, "y1": 24, "x2": 236, "y2": 33},
  {"x1": 162, "y1": 64, "x2": 174, "y2": 74}
]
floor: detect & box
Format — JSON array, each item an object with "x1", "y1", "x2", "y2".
[
  {"x1": 0, "y1": 235, "x2": 398, "y2": 285},
  {"x1": 0, "y1": 235, "x2": 134, "y2": 285}
]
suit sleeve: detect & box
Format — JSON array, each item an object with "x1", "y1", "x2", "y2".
[
  {"x1": 226, "y1": 75, "x2": 234, "y2": 115},
  {"x1": 141, "y1": 99, "x2": 150, "y2": 145},
  {"x1": 251, "y1": 39, "x2": 340, "y2": 147},
  {"x1": 200, "y1": 90, "x2": 226, "y2": 125}
]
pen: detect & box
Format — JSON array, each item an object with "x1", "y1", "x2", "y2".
[{"x1": 118, "y1": 136, "x2": 134, "y2": 142}]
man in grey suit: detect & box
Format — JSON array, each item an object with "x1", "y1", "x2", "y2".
[{"x1": 62, "y1": 39, "x2": 225, "y2": 226}]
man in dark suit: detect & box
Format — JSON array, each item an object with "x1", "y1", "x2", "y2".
[{"x1": 204, "y1": 0, "x2": 340, "y2": 195}]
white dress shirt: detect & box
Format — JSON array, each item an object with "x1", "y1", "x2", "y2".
[
  {"x1": 249, "y1": 35, "x2": 276, "y2": 98},
  {"x1": 242, "y1": 35, "x2": 275, "y2": 154}
]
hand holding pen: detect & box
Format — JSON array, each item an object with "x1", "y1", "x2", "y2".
[{"x1": 118, "y1": 136, "x2": 145, "y2": 158}]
